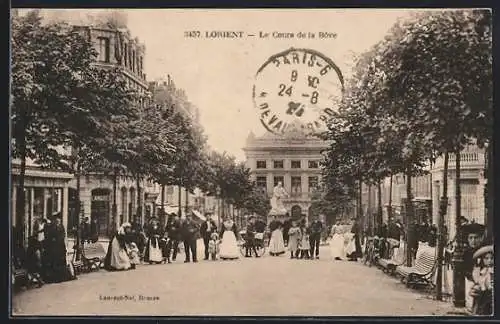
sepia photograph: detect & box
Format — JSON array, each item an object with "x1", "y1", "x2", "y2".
[{"x1": 9, "y1": 7, "x2": 493, "y2": 317}]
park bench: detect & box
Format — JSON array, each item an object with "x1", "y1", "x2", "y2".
[
  {"x1": 395, "y1": 246, "x2": 437, "y2": 289},
  {"x1": 378, "y1": 245, "x2": 406, "y2": 276},
  {"x1": 82, "y1": 242, "x2": 107, "y2": 272}
]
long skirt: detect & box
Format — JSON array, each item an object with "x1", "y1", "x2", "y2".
[
  {"x1": 329, "y1": 234, "x2": 345, "y2": 260},
  {"x1": 144, "y1": 237, "x2": 163, "y2": 263},
  {"x1": 105, "y1": 238, "x2": 131, "y2": 271},
  {"x1": 288, "y1": 234, "x2": 300, "y2": 253},
  {"x1": 268, "y1": 229, "x2": 285, "y2": 255},
  {"x1": 219, "y1": 230, "x2": 239, "y2": 259}
]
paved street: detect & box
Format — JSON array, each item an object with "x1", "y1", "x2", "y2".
[{"x1": 13, "y1": 242, "x2": 458, "y2": 317}]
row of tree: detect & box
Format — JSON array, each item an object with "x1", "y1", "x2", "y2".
[
  {"x1": 320, "y1": 10, "x2": 492, "y2": 304},
  {"x1": 11, "y1": 11, "x2": 269, "y2": 241}
]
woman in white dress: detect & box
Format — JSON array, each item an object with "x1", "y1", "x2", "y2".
[
  {"x1": 329, "y1": 220, "x2": 345, "y2": 260},
  {"x1": 219, "y1": 218, "x2": 239, "y2": 260},
  {"x1": 268, "y1": 216, "x2": 286, "y2": 256}
]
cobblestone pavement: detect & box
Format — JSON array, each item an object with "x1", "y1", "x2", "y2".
[{"x1": 12, "y1": 242, "x2": 463, "y2": 317}]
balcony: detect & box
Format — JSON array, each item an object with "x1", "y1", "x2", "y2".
[{"x1": 432, "y1": 148, "x2": 485, "y2": 171}]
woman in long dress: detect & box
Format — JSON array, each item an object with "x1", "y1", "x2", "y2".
[
  {"x1": 104, "y1": 223, "x2": 133, "y2": 271},
  {"x1": 144, "y1": 218, "x2": 163, "y2": 264},
  {"x1": 268, "y1": 216, "x2": 286, "y2": 256},
  {"x1": 219, "y1": 218, "x2": 239, "y2": 260},
  {"x1": 329, "y1": 220, "x2": 345, "y2": 260}
]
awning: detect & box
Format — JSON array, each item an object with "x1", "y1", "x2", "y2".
[{"x1": 164, "y1": 206, "x2": 180, "y2": 215}]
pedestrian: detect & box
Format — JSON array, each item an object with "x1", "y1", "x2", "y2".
[
  {"x1": 144, "y1": 217, "x2": 163, "y2": 264},
  {"x1": 329, "y1": 220, "x2": 345, "y2": 261},
  {"x1": 200, "y1": 212, "x2": 217, "y2": 260},
  {"x1": 43, "y1": 214, "x2": 74, "y2": 283},
  {"x1": 470, "y1": 244, "x2": 493, "y2": 315},
  {"x1": 181, "y1": 214, "x2": 199, "y2": 263},
  {"x1": 80, "y1": 217, "x2": 91, "y2": 244},
  {"x1": 268, "y1": 215, "x2": 285, "y2": 256},
  {"x1": 89, "y1": 216, "x2": 99, "y2": 243},
  {"x1": 350, "y1": 218, "x2": 362, "y2": 261},
  {"x1": 104, "y1": 223, "x2": 134, "y2": 271},
  {"x1": 244, "y1": 216, "x2": 259, "y2": 258},
  {"x1": 208, "y1": 232, "x2": 220, "y2": 260},
  {"x1": 282, "y1": 214, "x2": 292, "y2": 247},
  {"x1": 309, "y1": 215, "x2": 323, "y2": 259},
  {"x1": 131, "y1": 215, "x2": 145, "y2": 260},
  {"x1": 165, "y1": 213, "x2": 181, "y2": 262},
  {"x1": 298, "y1": 222, "x2": 311, "y2": 259},
  {"x1": 219, "y1": 216, "x2": 240, "y2": 260},
  {"x1": 287, "y1": 220, "x2": 301, "y2": 259},
  {"x1": 462, "y1": 223, "x2": 487, "y2": 310}
]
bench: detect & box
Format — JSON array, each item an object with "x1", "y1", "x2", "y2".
[
  {"x1": 378, "y1": 245, "x2": 406, "y2": 276},
  {"x1": 82, "y1": 243, "x2": 107, "y2": 272},
  {"x1": 395, "y1": 247, "x2": 437, "y2": 289}
]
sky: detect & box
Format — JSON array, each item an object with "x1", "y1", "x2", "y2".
[{"x1": 30, "y1": 9, "x2": 418, "y2": 161}]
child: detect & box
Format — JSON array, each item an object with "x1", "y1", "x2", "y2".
[
  {"x1": 470, "y1": 245, "x2": 493, "y2": 315},
  {"x1": 299, "y1": 225, "x2": 311, "y2": 259},
  {"x1": 208, "y1": 232, "x2": 220, "y2": 260},
  {"x1": 287, "y1": 221, "x2": 301, "y2": 259},
  {"x1": 127, "y1": 242, "x2": 140, "y2": 269}
]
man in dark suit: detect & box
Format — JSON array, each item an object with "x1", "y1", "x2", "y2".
[
  {"x1": 181, "y1": 214, "x2": 200, "y2": 263},
  {"x1": 200, "y1": 213, "x2": 217, "y2": 260},
  {"x1": 309, "y1": 215, "x2": 324, "y2": 259}
]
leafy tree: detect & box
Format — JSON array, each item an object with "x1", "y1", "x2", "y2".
[{"x1": 11, "y1": 11, "x2": 140, "y2": 246}]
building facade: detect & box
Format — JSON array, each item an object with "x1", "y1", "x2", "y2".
[
  {"x1": 11, "y1": 11, "x2": 162, "y2": 247},
  {"x1": 363, "y1": 144, "x2": 486, "y2": 240},
  {"x1": 243, "y1": 129, "x2": 328, "y2": 222}
]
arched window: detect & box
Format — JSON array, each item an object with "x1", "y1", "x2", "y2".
[{"x1": 120, "y1": 187, "x2": 128, "y2": 224}]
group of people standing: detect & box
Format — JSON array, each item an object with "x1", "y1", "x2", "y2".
[
  {"x1": 12, "y1": 212, "x2": 76, "y2": 287},
  {"x1": 266, "y1": 215, "x2": 325, "y2": 260},
  {"x1": 327, "y1": 218, "x2": 363, "y2": 261}
]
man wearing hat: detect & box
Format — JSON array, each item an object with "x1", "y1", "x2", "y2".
[
  {"x1": 200, "y1": 212, "x2": 217, "y2": 260},
  {"x1": 244, "y1": 216, "x2": 259, "y2": 257},
  {"x1": 460, "y1": 222, "x2": 486, "y2": 310}
]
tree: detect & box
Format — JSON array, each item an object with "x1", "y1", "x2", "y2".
[
  {"x1": 368, "y1": 10, "x2": 492, "y2": 304},
  {"x1": 11, "y1": 11, "x2": 141, "y2": 246}
]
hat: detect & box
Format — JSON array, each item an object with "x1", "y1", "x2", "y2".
[
  {"x1": 464, "y1": 223, "x2": 485, "y2": 235},
  {"x1": 473, "y1": 245, "x2": 493, "y2": 260}
]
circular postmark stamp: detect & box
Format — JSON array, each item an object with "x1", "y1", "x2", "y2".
[{"x1": 252, "y1": 48, "x2": 344, "y2": 135}]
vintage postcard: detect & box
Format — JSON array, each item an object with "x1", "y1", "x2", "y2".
[{"x1": 10, "y1": 8, "x2": 493, "y2": 317}]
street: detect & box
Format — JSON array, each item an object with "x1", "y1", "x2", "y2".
[{"x1": 12, "y1": 242, "x2": 459, "y2": 316}]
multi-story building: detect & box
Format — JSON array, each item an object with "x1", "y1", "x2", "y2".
[
  {"x1": 243, "y1": 129, "x2": 328, "y2": 222},
  {"x1": 363, "y1": 144, "x2": 486, "y2": 240},
  {"x1": 11, "y1": 10, "x2": 162, "y2": 247}
]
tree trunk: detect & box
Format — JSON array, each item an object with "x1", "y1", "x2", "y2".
[
  {"x1": 136, "y1": 175, "x2": 142, "y2": 225},
  {"x1": 185, "y1": 187, "x2": 189, "y2": 215},
  {"x1": 112, "y1": 168, "x2": 118, "y2": 225},
  {"x1": 367, "y1": 184, "x2": 372, "y2": 236},
  {"x1": 485, "y1": 143, "x2": 493, "y2": 241},
  {"x1": 377, "y1": 179, "x2": 383, "y2": 232},
  {"x1": 161, "y1": 184, "x2": 165, "y2": 218},
  {"x1": 358, "y1": 178, "x2": 363, "y2": 220},
  {"x1": 75, "y1": 161, "x2": 82, "y2": 261},
  {"x1": 436, "y1": 151, "x2": 449, "y2": 301},
  {"x1": 388, "y1": 174, "x2": 393, "y2": 220},
  {"x1": 177, "y1": 184, "x2": 182, "y2": 217},
  {"x1": 405, "y1": 167, "x2": 414, "y2": 267},
  {"x1": 14, "y1": 106, "x2": 28, "y2": 250},
  {"x1": 453, "y1": 148, "x2": 465, "y2": 308}
]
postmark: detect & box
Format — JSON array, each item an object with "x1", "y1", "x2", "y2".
[{"x1": 252, "y1": 48, "x2": 344, "y2": 135}]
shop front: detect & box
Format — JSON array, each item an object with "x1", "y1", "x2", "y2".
[{"x1": 11, "y1": 165, "x2": 73, "y2": 248}]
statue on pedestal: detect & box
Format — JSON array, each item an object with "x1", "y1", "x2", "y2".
[{"x1": 269, "y1": 182, "x2": 289, "y2": 216}]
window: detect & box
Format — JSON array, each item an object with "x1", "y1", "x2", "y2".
[
  {"x1": 256, "y1": 176, "x2": 267, "y2": 193},
  {"x1": 98, "y1": 37, "x2": 110, "y2": 63},
  {"x1": 291, "y1": 176, "x2": 302, "y2": 195},
  {"x1": 291, "y1": 160, "x2": 301, "y2": 169},
  {"x1": 273, "y1": 160, "x2": 284, "y2": 169},
  {"x1": 139, "y1": 56, "x2": 144, "y2": 73},
  {"x1": 274, "y1": 176, "x2": 284, "y2": 188},
  {"x1": 308, "y1": 176, "x2": 319, "y2": 192},
  {"x1": 123, "y1": 43, "x2": 128, "y2": 67},
  {"x1": 256, "y1": 160, "x2": 267, "y2": 169},
  {"x1": 308, "y1": 160, "x2": 319, "y2": 169},
  {"x1": 120, "y1": 187, "x2": 128, "y2": 223},
  {"x1": 132, "y1": 50, "x2": 136, "y2": 72}
]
